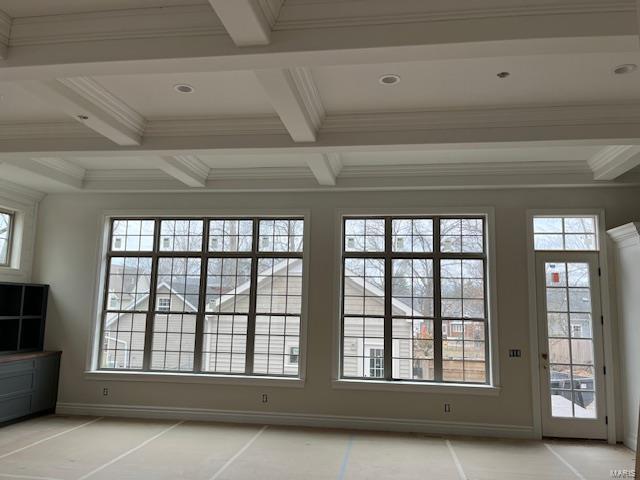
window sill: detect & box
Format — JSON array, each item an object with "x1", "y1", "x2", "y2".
[
  {"x1": 84, "y1": 370, "x2": 305, "y2": 388},
  {"x1": 332, "y1": 379, "x2": 501, "y2": 396}
]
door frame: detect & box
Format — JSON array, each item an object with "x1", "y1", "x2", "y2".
[
  {"x1": 535, "y1": 251, "x2": 607, "y2": 438},
  {"x1": 526, "y1": 209, "x2": 617, "y2": 443}
]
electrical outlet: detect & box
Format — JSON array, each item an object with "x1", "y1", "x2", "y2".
[
  {"x1": 102, "y1": 387, "x2": 109, "y2": 396},
  {"x1": 509, "y1": 349, "x2": 522, "y2": 358},
  {"x1": 444, "y1": 403, "x2": 451, "y2": 413},
  {"x1": 261, "y1": 393, "x2": 268, "y2": 404}
]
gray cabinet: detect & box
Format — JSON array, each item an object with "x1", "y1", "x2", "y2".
[{"x1": 0, "y1": 351, "x2": 61, "y2": 425}]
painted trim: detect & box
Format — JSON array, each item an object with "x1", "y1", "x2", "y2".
[
  {"x1": 83, "y1": 371, "x2": 305, "y2": 388},
  {"x1": 332, "y1": 379, "x2": 500, "y2": 396},
  {"x1": 608, "y1": 223, "x2": 640, "y2": 249},
  {"x1": 56, "y1": 402, "x2": 535, "y2": 439}
]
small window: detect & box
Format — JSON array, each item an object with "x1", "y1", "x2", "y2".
[
  {"x1": 0, "y1": 210, "x2": 13, "y2": 267},
  {"x1": 289, "y1": 346, "x2": 299, "y2": 365},
  {"x1": 157, "y1": 298, "x2": 171, "y2": 312},
  {"x1": 533, "y1": 216, "x2": 598, "y2": 251},
  {"x1": 369, "y1": 348, "x2": 384, "y2": 378}
]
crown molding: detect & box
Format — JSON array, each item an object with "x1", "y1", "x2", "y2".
[
  {"x1": 0, "y1": 121, "x2": 98, "y2": 140},
  {"x1": 158, "y1": 155, "x2": 210, "y2": 187},
  {"x1": 1, "y1": 103, "x2": 640, "y2": 150},
  {"x1": 321, "y1": 103, "x2": 640, "y2": 134},
  {"x1": 588, "y1": 145, "x2": 640, "y2": 180},
  {"x1": 607, "y1": 222, "x2": 640, "y2": 248},
  {"x1": 258, "y1": 0, "x2": 285, "y2": 27},
  {"x1": 289, "y1": 67, "x2": 326, "y2": 132},
  {"x1": 0, "y1": 9, "x2": 10, "y2": 58},
  {"x1": 145, "y1": 116, "x2": 287, "y2": 137},
  {"x1": 58, "y1": 77, "x2": 146, "y2": 137},
  {"x1": 339, "y1": 160, "x2": 590, "y2": 178},
  {"x1": 31, "y1": 157, "x2": 86, "y2": 181},
  {"x1": 0, "y1": 178, "x2": 45, "y2": 204},
  {"x1": 9, "y1": 5, "x2": 226, "y2": 47},
  {"x1": 275, "y1": 0, "x2": 634, "y2": 30},
  {"x1": 82, "y1": 169, "x2": 181, "y2": 191},
  {"x1": 66, "y1": 168, "x2": 640, "y2": 193},
  {"x1": 210, "y1": 166, "x2": 313, "y2": 179}
]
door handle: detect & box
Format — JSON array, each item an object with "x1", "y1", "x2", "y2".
[
  {"x1": 541, "y1": 353, "x2": 548, "y2": 360},
  {"x1": 541, "y1": 353, "x2": 548, "y2": 369}
]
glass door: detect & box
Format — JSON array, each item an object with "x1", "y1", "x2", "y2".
[{"x1": 536, "y1": 252, "x2": 607, "y2": 439}]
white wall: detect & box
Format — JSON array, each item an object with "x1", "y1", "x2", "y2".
[
  {"x1": 32, "y1": 187, "x2": 640, "y2": 435},
  {"x1": 0, "y1": 181, "x2": 40, "y2": 283},
  {"x1": 609, "y1": 223, "x2": 640, "y2": 451}
]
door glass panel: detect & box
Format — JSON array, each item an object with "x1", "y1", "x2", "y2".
[{"x1": 545, "y1": 262, "x2": 596, "y2": 419}]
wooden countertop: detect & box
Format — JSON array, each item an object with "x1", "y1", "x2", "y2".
[{"x1": 0, "y1": 351, "x2": 61, "y2": 364}]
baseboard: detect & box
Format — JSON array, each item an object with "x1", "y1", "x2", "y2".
[{"x1": 56, "y1": 402, "x2": 534, "y2": 439}]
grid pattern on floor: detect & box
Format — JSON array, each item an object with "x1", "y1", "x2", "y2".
[{"x1": 0, "y1": 415, "x2": 634, "y2": 480}]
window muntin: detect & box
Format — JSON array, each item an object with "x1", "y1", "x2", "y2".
[
  {"x1": 0, "y1": 210, "x2": 14, "y2": 267},
  {"x1": 533, "y1": 216, "x2": 598, "y2": 251},
  {"x1": 341, "y1": 216, "x2": 489, "y2": 384},
  {"x1": 100, "y1": 217, "x2": 304, "y2": 377}
]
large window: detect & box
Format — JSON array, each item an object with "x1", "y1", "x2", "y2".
[
  {"x1": 0, "y1": 210, "x2": 13, "y2": 267},
  {"x1": 341, "y1": 216, "x2": 489, "y2": 384},
  {"x1": 100, "y1": 217, "x2": 304, "y2": 377}
]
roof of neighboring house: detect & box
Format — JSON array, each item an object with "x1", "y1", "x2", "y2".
[{"x1": 107, "y1": 258, "x2": 422, "y2": 326}]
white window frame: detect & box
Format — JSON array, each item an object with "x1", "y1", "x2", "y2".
[
  {"x1": 0, "y1": 209, "x2": 14, "y2": 267},
  {"x1": 526, "y1": 208, "x2": 617, "y2": 443},
  {"x1": 85, "y1": 209, "x2": 310, "y2": 388},
  {"x1": 332, "y1": 207, "x2": 500, "y2": 396}
]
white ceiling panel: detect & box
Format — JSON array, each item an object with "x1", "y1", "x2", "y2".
[
  {"x1": 312, "y1": 53, "x2": 640, "y2": 113},
  {"x1": 0, "y1": 82, "x2": 70, "y2": 122},
  {"x1": 92, "y1": 72, "x2": 276, "y2": 119}
]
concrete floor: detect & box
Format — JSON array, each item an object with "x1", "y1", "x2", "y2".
[{"x1": 0, "y1": 415, "x2": 635, "y2": 480}]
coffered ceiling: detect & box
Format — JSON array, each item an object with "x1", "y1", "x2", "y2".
[{"x1": 1, "y1": 0, "x2": 640, "y2": 196}]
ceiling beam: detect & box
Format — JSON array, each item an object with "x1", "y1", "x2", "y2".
[
  {"x1": 20, "y1": 79, "x2": 144, "y2": 146},
  {"x1": 0, "y1": 157, "x2": 85, "y2": 189},
  {"x1": 588, "y1": 145, "x2": 640, "y2": 180},
  {"x1": 2, "y1": 102, "x2": 640, "y2": 155},
  {"x1": 156, "y1": 155, "x2": 210, "y2": 187},
  {"x1": 255, "y1": 68, "x2": 324, "y2": 142},
  {"x1": 306, "y1": 153, "x2": 342, "y2": 186},
  {"x1": 208, "y1": 0, "x2": 272, "y2": 46},
  {"x1": 0, "y1": 5, "x2": 635, "y2": 80}
]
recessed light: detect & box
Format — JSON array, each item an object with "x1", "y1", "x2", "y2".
[
  {"x1": 174, "y1": 84, "x2": 195, "y2": 93},
  {"x1": 497, "y1": 71, "x2": 510, "y2": 79},
  {"x1": 613, "y1": 64, "x2": 637, "y2": 75},
  {"x1": 379, "y1": 74, "x2": 401, "y2": 86}
]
